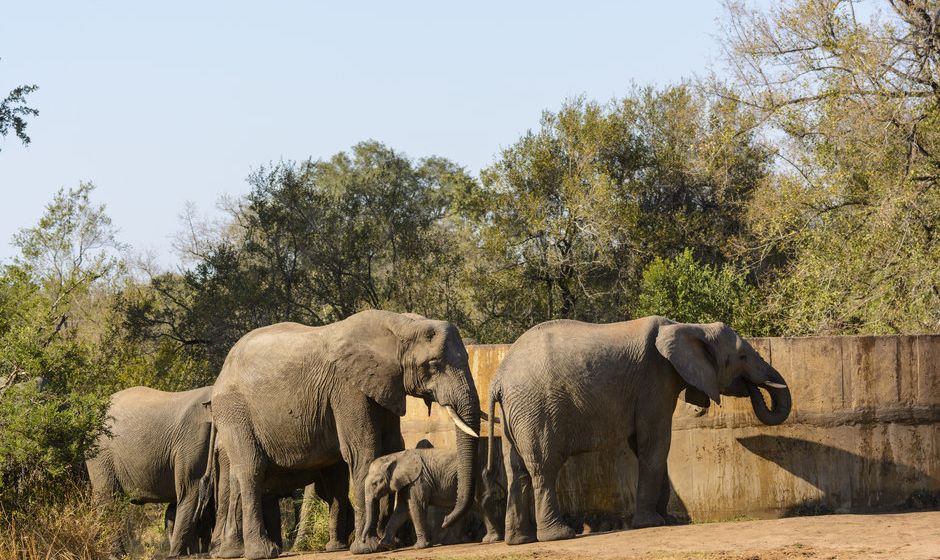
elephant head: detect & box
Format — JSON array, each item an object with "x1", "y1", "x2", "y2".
[
  {"x1": 333, "y1": 311, "x2": 480, "y2": 530},
  {"x1": 655, "y1": 322, "x2": 792, "y2": 425}
]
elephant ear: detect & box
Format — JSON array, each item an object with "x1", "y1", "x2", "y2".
[
  {"x1": 389, "y1": 453, "x2": 423, "y2": 492},
  {"x1": 332, "y1": 335, "x2": 406, "y2": 417},
  {"x1": 655, "y1": 323, "x2": 721, "y2": 404}
]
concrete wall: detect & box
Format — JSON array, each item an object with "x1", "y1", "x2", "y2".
[{"x1": 401, "y1": 335, "x2": 940, "y2": 528}]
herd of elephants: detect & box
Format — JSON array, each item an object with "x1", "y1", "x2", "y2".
[{"x1": 85, "y1": 310, "x2": 793, "y2": 559}]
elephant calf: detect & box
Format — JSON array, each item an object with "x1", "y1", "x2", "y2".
[
  {"x1": 363, "y1": 440, "x2": 506, "y2": 549},
  {"x1": 86, "y1": 386, "x2": 216, "y2": 557}
]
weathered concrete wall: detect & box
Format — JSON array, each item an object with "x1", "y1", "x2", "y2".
[{"x1": 401, "y1": 335, "x2": 940, "y2": 527}]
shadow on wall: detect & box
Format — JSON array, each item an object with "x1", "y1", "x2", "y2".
[{"x1": 737, "y1": 435, "x2": 940, "y2": 516}]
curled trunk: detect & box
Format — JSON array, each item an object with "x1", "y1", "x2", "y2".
[{"x1": 746, "y1": 368, "x2": 792, "y2": 426}]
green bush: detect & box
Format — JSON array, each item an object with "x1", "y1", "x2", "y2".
[
  {"x1": 636, "y1": 249, "x2": 770, "y2": 335},
  {"x1": 0, "y1": 380, "x2": 109, "y2": 511}
]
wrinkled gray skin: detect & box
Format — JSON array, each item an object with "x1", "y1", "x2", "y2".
[
  {"x1": 486, "y1": 317, "x2": 792, "y2": 544},
  {"x1": 210, "y1": 310, "x2": 481, "y2": 559},
  {"x1": 86, "y1": 386, "x2": 215, "y2": 557},
  {"x1": 364, "y1": 440, "x2": 506, "y2": 549}
]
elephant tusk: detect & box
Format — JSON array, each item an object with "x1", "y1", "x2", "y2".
[
  {"x1": 444, "y1": 405, "x2": 479, "y2": 438},
  {"x1": 763, "y1": 381, "x2": 787, "y2": 389}
]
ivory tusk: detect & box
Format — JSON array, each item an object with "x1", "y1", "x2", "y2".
[
  {"x1": 444, "y1": 405, "x2": 479, "y2": 438},
  {"x1": 764, "y1": 381, "x2": 788, "y2": 389}
]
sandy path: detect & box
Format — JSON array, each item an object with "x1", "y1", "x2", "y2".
[{"x1": 289, "y1": 511, "x2": 940, "y2": 560}]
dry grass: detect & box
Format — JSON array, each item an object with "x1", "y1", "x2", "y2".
[{"x1": 0, "y1": 495, "x2": 120, "y2": 560}]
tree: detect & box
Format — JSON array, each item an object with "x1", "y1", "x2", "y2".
[
  {"x1": 719, "y1": 0, "x2": 940, "y2": 334},
  {"x1": 124, "y1": 141, "x2": 476, "y2": 371},
  {"x1": 0, "y1": 60, "x2": 38, "y2": 150},
  {"x1": 461, "y1": 88, "x2": 772, "y2": 342},
  {"x1": 0, "y1": 185, "x2": 123, "y2": 510}
]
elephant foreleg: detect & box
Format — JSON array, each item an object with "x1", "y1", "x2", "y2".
[
  {"x1": 379, "y1": 491, "x2": 410, "y2": 548},
  {"x1": 336, "y1": 404, "x2": 384, "y2": 555},
  {"x1": 633, "y1": 413, "x2": 672, "y2": 529}
]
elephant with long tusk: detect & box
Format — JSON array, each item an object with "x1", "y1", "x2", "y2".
[
  {"x1": 485, "y1": 316, "x2": 792, "y2": 545},
  {"x1": 209, "y1": 310, "x2": 481, "y2": 559}
]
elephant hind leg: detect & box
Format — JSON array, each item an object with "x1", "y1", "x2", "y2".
[
  {"x1": 503, "y1": 439, "x2": 535, "y2": 546},
  {"x1": 214, "y1": 394, "x2": 280, "y2": 559}
]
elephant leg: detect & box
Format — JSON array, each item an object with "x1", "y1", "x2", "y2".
[
  {"x1": 210, "y1": 451, "x2": 232, "y2": 555},
  {"x1": 169, "y1": 491, "x2": 199, "y2": 557},
  {"x1": 407, "y1": 492, "x2": 431, "y2": 549},
  {"x1": 335, "y1": 405, "x2": 383, "y2": 555},
  {"x1": 633, "y1": 414, "x2": 672, "y2": 529},
  {"x1": 262, "y1": 495, "x2": 283, "y2": 549},
  {"x1": 216, "y1": 463, "x2": 245, "y2": 558},
  {"x1": 526, "y1": 457, "x2": 574, "y2": 542},
  {"x1": 215, "y1": 399, "x2": 279, "y2": 560},
  {"x1": 480, "y1": 477, "x2": 504, "y2": 543},
  {"x1": 164, "y1": 503, "x2": 176, "y2": 546},
  {"x1": 315, "y1": 461, "x2": 351, "y2": 551},
  {"x1": 379, "y1": 492, "x2": 410, "y2": 548},
  {"x1": 503, "y1": 438, "x2": 536, "y2": 545}
]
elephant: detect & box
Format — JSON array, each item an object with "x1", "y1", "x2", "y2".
[
  {"x1": 86, "y1": 385, "x2": 216, "y2": 557},
  {"x1": 208, "y1": 310, "x2": 481, "y2": 558},
  {"x1": 485, "y1": 316, "x2": 792, "y2": 545},
  {"x1": 363, "y1": 439, "x2": 506, "y2": 549}
]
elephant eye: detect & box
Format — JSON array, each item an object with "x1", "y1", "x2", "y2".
[{"x1": 740, "y1": 354, "x2": 748, "y2": 361}]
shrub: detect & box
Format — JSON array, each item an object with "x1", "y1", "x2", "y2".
[
  {"x1": 637, "y1": 249, "x2": 770, "y2": 335},
  {"x1": 0, "y1": 379, "x2": 109, "y2": 511}
]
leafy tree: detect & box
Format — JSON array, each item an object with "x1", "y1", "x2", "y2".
[
  {"x1": 125, "y1": 141, "x2": 476, "y2": 371},
  {"x1": 718, "y1": 0, "x2": 940, "y2": 334},
  {"x1": 461, "y1": 88, "x2": 772, "y2": 341},
  {"x1": 0, "y1": 185, "x2": 122, "y2": 510},
  {"x1": 0, "y1": 60, "x2": 38, "y2": 150}
]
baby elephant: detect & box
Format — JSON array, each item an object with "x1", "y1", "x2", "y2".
[{"x1": 363, "y1": 442, "x2": 505, "y2": 549}]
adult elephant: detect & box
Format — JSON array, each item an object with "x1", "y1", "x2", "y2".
[
  {"x1": 485, "y1": 316, "x2": 791, "y2": 544},
  {"x1": 87, "y1": 386, "x2": 215, "y2": 557},
  {"x1": 209, "y1": 310, "x2": 480, "y2": 558}
]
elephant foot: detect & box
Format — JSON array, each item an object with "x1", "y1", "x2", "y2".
[
  {"x1": 323, "y1": 539, "x2": 349, "y2": 552},
  {"x1": 350, "y1": 536, "x2": 381, "y2": 555},
  {"x1": 413, "y1": 538, "x2": 431, "y2": 549},
  {"x1": 537, "y1": 523, "x2": 575, "y2": 542},
  {"x1": 505, "y1": 532, "x2": 537, "y2": 546},
  {"x1": 631, "y1": 512, "x2": 666, "y2": 529},
  {"x1": 481, "y1": 532, "x2": 504, "y2": 544},
  {"x1": 244, "y1": 536, "x2": 280, "y2": 559},
  {"x1": 211, "y1": 541, "x2": 245, "y2": 559}
]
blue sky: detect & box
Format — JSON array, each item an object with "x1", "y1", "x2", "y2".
[{"x1": 0, "y1": 1, "x2": 738, "y2": 267}]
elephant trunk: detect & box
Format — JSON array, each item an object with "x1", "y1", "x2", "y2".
[
  {"x1": 440, "y1": 374, "x2": 480, "y2": 529},
  {"x1": 746, "y1": 366, "x2": 792, "y2": 426},
  {"x1": 361, "y1": 494, "x2": 378, "y2": 543}
]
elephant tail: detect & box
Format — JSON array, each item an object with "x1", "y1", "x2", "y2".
[
  {"x1": 193, "y1": 420, "x2": 217, "y2": 524},
  {"x1": 485, "y1": 382, "x2": 500, "y2": 475}
]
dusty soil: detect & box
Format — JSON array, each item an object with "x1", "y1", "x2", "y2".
[{"x1": 291, "y1": 511, "x2": 940, "y2": 560}]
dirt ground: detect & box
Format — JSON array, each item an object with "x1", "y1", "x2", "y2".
[{"x1": 292, "y1": 511, "x2": 940, "y2": 560}]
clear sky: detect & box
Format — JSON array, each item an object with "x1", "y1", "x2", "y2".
[{"x1": 0, "y1": 1, "x2": 737, "y2": 267}]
